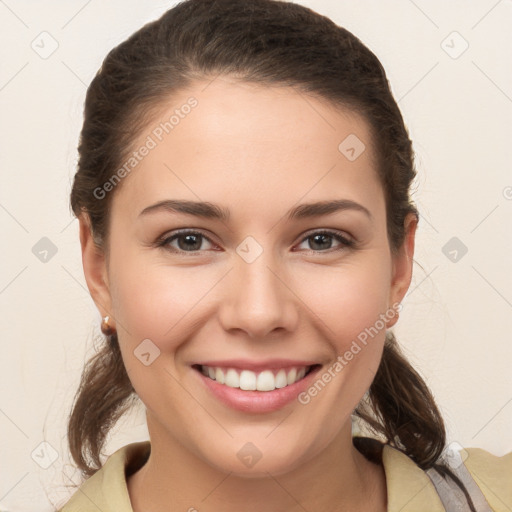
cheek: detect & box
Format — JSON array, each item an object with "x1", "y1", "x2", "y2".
[
  {"x1": 110, "y1": 242, "x2": 392, "y2": 351},
  {"x1": 110, "y1": 260, "x2": 204, "y2": 345},
  {"x1": 107, "y1": 252, "x2": 210, "y2": 409},
  {"x1": 298, "y1": 255, "x2": 392, "y2": 348},
  {"x1": 293, "y1": 253, "x2": 393, "y2": 408},
  {"x1": 290, "y1": 262, "x2": 391, "y2": 426}
]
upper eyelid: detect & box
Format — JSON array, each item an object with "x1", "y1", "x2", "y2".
[{"x1": 159, "y1": 228, "x2": 355, "y2": 249}]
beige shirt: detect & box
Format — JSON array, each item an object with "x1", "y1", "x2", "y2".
[{"x1": 59, "y1": 440, "x2": 512, "y2": 511}]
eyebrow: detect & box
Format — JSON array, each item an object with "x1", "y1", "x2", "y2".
[{"x1": 138, "y1": 198, "x2": 373, "y2": 222}]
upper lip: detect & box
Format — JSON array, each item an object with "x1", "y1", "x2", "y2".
[{"x1": 193, "y1": 359, "x2": 320, "y2": 372}]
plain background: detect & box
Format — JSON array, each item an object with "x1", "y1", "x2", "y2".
[{"x1": 1, "y1": 0, "x2": 511, "y2": 510}]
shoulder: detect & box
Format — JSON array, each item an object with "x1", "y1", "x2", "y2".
[
  {"x1": 380, "y1": 442, "x2": 512, "y2": 512},
  {"x1": 354, "y1": 436, "x2": 512, "y2": 511},
  {"x1": 381, "y1": 442, "x2": 445, "y2": 511},
  {"x1": 58, "y1": 441, "x2": 150, "y2": 511},
  {"x1": 463, "y1": 446, "x2": 512, "y2": 509}
]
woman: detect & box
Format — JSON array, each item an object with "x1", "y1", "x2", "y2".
[{"x1": 59, "y1": 0, "x2": 511, "y2": 510}]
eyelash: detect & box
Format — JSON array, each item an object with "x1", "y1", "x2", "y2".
[{"x1": 155, "y1": 229, "x2": 356, "y2": 255}]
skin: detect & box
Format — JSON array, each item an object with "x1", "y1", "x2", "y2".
[{"x1": 80, "y1": 76, "x2": 417, "y2": 511}]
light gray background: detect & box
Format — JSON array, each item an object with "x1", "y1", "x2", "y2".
[{"x1": 1, "y1": 0, "x2": 511, "y2": 510}]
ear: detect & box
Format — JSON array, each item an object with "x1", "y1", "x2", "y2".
[
  {"x1": 387, "y1": 212, "x2": 418, "y2": 328},
  {"x1": 79, "y1": 213, "x2": 114, "y2": 322}
]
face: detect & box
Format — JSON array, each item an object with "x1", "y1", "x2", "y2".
[{"x1": 81, "y1": 76, "x2": 416, "y2": 477}]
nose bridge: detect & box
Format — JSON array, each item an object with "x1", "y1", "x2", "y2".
[{"x1": 220, "y1": 236, "x2": 295, "y2": 337}]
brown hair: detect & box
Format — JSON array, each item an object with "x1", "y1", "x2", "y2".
[{"x1": 68, "y1": 0, "x2": 474, "y2": 508}]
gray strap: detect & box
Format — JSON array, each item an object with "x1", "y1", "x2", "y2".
[{"x1": 425, "y1": 449, "x2": 493, "y2": 512}]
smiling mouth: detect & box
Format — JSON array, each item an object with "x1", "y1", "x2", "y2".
[{"x1": 192, "y1": 364, "x2": 321, "y2": 392}]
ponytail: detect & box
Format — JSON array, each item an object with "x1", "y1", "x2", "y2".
[
  {"x1": 67, "y1": 333, "x2": 135, "y2": 476},
  {"x1": 355, "y1": 331, "x2": 446, "y2": 468},
  {"x1": 354, "y1": 332, "x2": 478, "y2": 512}
]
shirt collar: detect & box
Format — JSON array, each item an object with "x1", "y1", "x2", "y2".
[
  {"x1": 61, "y1": 440, "x2": 444, "y2": 512},
  {"x1": 382, "y1": 443, "x2": 444, "y2": 511}
]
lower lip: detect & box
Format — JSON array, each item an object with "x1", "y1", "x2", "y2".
[{"x1": 192, "y1": 365, "x2": 322, "y2": 413}]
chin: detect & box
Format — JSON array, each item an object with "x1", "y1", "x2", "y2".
[{"x1": 199, "y1": 441, "x2": 312, "y2": 478}]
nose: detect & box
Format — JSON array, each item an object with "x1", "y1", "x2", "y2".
[{"x1": 218, "y1": 248, "x2": 299, "y2": 340}]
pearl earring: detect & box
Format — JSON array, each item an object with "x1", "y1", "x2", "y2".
[{"x1": 100, "y1": 315, "x2": 116, "y2": 336}]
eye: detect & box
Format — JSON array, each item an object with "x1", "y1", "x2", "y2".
[
  {"x1": 295, "y1": 230, "x2": 355, "y2": 253},
  {"x1": 156, "y1": 230, "x2": 217, "y2": 254},
  {"x1": 155, "y1": 229, "x2": 356, "y2": 255}
]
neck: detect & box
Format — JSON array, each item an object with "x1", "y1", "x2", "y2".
[{"x1": 127, "y1": 419, "x2": 387, "y2": 512}]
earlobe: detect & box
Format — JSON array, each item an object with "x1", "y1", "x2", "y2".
[
  {"x1": 79, "y1": 213, "x2": 114, "y2": 321},
  {"x1": 387, "y1": 213, "x2": 418, "y2": 327}
]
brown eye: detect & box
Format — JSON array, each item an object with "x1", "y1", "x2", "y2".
[
  {"x1": 157, "y1": 230, "x2": 216, "y2": 253},
  {"x1": 296, "y1": 230, "x2": 355, "y2": 253}
]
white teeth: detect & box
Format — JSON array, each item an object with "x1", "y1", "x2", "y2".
[
  {"x1": 215, "y1": 367, "x2": 225, "y2": 384},
  {"x1": 199, "y1": 365, "x2": 312, "y2": 391},
  {"x1": 257, "y1": 370, "x2": 277, "y2": 391},
  {"x1": 287, "y1": 368, "x2": 297, "y2": 385},
  {"x1": 274, "y1": 369, "x2": 288, "y2": 389},
  {"x1": 225, "y1": 368, "x2": 239, "y2": 388},
  {"x1": 240, "y1": 370, "x2": 256, "y2": 390}
]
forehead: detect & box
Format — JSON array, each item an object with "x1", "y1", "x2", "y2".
[{"x1": 110, "y1": 77, "x2": 383, "y2": 224}]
